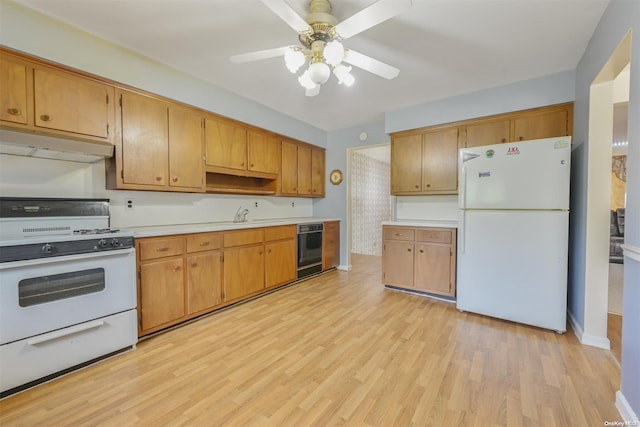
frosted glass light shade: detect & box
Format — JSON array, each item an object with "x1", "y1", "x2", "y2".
[
  {"x1": 333, "y1": 64, "x2": 355, "y2": 87},
  {"x1": 298, "y1": 70, "x2": 318, "y2": 89},
  {"x1": 308, "y1": 62, "x2": 330, "y2": 84},
  {"x1": 284, "y1": 48, "x2": 305, "y2": 73},
  {"x1": 323, "y1": 40, "x2": 344, "y2": 66}
]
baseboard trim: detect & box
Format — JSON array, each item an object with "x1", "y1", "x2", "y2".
[
  {"x1": 616, "y1": 390, "x2": 640, "y2": 424},
  {"x1": 567, "y1": 310, "x2": 611, "y2": 349},
  {"x1": 337, "y1": 264, "x2": 352, "y2": 271}
]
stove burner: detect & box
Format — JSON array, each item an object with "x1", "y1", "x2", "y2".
[{"x1": 73, "y1": 228, "x2": 120, "y2": 235}]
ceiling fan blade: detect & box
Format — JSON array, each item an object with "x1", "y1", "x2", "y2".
[
  {"x1": 260, "y1": 0, "x2": 312, "y2": 34},
  {"x1": 230, "y1": 46, "x2": 292, "y2": 63},
  {"x1": 333, "y1": 0, "x2": 411, "y2": 40},
  {"x1": 343, "y1": 49, "x2": 399, "y2": 80}
]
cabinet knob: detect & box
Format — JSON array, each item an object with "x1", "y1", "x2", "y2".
[
  {"x1": 419, "y1": 249, "x2": 424, "y2": 253},
  {"x1": 426, "y1": 184, "x2": 431, "y2": 188},
  {"x1": 395, "y1": 233, "x2": 404, "y2": 236},
  {"x1": 173, "y1": 265, "x2": 181, "y2": 272},
  {"x1": 501, "y1": 138, "x2": 507, "y2": 143},
  {"x1": 259, "y1": 251, "x2": 263, "y2": 255},
  {"x1": 250, "y1": 163, "x2": 254, "y2": 167},
  {"x1": 156, "y1": 247, "x2": 170, "y2": 252},
  {"x1": 415, "y1": 184, "x2": 419, "y2": 189},
  {"x1": 7, "y1": 108, "x2": 20, "y2": 116},
  {"x1": 172, "y1": 177, "x2": 178, "y2": 182},
  {"x1": 518, "y1": 136, "x2": 524, "y2": 141},
  {"x1": 268, "y1": 249, "x2": 271, "y2": 253},
  {"x1": 293, "y1": 188, "x2": 297, "y2": 191},
  {"x1": 191, "y1": 262, "x2": 197, "y2": 267},
  {"x1": 199, "y1": 241, "x2": 210, "y2": 247},
  {"x1": 240, "y1": 162, "x2": 245, "y2": 167},
  {"x1": 40, "y1": 114, "x2": 51, "y2": 122},
  {"x1": 155, "y1": 176, "x2": 162, "y2": 182},
  {"x1": 407, "y1": 248, "x2": 412, "y2": 252}
]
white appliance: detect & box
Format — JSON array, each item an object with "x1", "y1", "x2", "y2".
[
  {"x1": 0, "y1": 198, "x2": 137, "y2": 397},
  {"x1": 457, "y1": 136, "x2": 571, "y2": 332}
]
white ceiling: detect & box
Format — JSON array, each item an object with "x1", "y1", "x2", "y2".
[{"x1": 14, "y1": 0, "x2": 610, "y2": 132}]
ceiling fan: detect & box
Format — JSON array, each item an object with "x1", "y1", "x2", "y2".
[{"x1": 230, "y1": 0, "x2": 412, "y2": 96}]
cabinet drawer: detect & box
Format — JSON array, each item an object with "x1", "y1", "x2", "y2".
[
  {"x1": 139, "y1": 238, "x2": 184, "y2": 261},
  {"x1": 383, "y1": 227, "x2": 415, "y2": 241},
  {"x1": 186, "y1": 233, "x2": 221, "y2": 253},
  {"x1": 224, "y1": 229, "x2": 264, "y2": 247},
  {"x1": 416, "y1": 229, "x2": 452, "y2": 244},
  {"x1": 264, "y1": 225, "x2": 296, "y2": 241}
]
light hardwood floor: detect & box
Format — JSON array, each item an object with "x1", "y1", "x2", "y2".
[{"x1": 1, "y1": 254, "x2": 621, "y2": 426}]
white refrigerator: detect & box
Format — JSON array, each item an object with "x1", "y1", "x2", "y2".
[{"x1": 456, "y1": 136, "x2": 571, "y2": 332}]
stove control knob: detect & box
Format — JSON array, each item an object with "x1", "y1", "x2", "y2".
[
  {"x1": 98, "y1": 239, "x2": 109, "y2": 248},
  {"x1": 111, "y1": 239, "x2": 121, "y2": 248},
  {"x1": 42, "y1": 243, "x2": 54, "y2": 254}
]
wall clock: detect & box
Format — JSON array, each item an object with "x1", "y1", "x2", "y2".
[{"x1": 330, "y1": 169, "x2": 343, "y2": 185}]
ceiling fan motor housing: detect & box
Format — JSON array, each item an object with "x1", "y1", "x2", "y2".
[{"x1": 299, "y1": 0, "x2": 339, "y2": 48}]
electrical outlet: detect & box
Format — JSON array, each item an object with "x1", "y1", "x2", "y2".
[
  {"x1": 254, "y1": 201, "x2": 259, "y2": 208},
  {"x1": 126, "y1": 199, "x2": 135, "y2": 209},
  {"x1": 291, "y1": 202, "x2": 295, "y2": 208}
]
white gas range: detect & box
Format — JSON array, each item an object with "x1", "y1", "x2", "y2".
[{"x1": 0, "y1": 198, "x2": 137, "y2": 397}]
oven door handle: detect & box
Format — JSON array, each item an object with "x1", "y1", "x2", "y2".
[
  {"x1": 27, "y1": 320, "x2": 106, "y2": 346},
  {"x1": 0, "y1": 247, "x2": 135, "y2": 270}
]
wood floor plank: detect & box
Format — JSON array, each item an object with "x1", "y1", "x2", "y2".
[{"x1": 0, "y1": 254, "x2": 622, "y2": 426}]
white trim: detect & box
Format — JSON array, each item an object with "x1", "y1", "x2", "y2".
[
  {"x1": 616, "y1": 390, "x2": 640, "y2": 424},
  {"x1": 337, "y1": 264, "x2": 352, "y2": 271},
  {"x1": 622, "y1": 244, "x2": 640, "y2": 262},
  {"x1": 567, "y1": 310, "x2": 611, "y2": 349}
]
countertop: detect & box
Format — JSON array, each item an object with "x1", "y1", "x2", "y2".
[
  {"x1": 127, "y1": 217, "x2": 340, "y2": 238},
  {"x1": 382, "y1": 219, "x2": 458, "y2": 229}
]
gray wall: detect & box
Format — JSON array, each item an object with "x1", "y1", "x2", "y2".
[{"x1": 572, "y1": 0, "x2": 639, "y2": 417}]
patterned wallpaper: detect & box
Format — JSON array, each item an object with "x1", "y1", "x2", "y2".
[{"x1": 350, "y1": 151, "x2": 391, "y2": 256}]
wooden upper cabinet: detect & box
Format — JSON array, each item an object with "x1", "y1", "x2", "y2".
[
  {"x1": 168, "y1": 106, "x2": 204, "y2": 191},
  {"x1": 247, "y1": 130, "x2": 279, "y2": 174},
  {"x1": 297, "y1": 145, "x2": 312, "y2": 195},
  {"x1": 205, "y1": 117, "x2": 247, "y2": 171},
  {"x1": 422, "y1": 128, "x2": 459, "y2": 193},
  {"x1": 391, "y1": 134, "x2": 423, "y2": 193},
  {"x1": 311, "y1": 148, "x2": 325, "y2": 197},
  {"x1": 33, "y1": 67, "x2": 113, "y2": 140},
  {"x1": 120, "y1": 90, "x2": 169, "y2": 187},
  {"x1": 0, "y1": 57, "x2": 29, "y2": 125},
  {"x1": 281, "y1": 139, "x2": 298, "y2": 195},
  {"x1": 513, "y1": 108, "x2": 570, "y2": 141},
  {"x1": 465, "y1": 119, "x2": 510, "y2": 148}
]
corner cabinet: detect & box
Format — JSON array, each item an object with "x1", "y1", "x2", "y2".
[
  {"x1": 390, "y1": 103, "x2": 573, "y2": 195},
  {"x1": 108, "y1": 89, "x2": 205, "y2": 192},
  {"x1": 382, "y1": 225, "x2": 457, "y2": 298}
]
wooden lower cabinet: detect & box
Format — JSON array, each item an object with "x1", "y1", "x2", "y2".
[
  {"x1": 223, "y1": 244, "x2": 265, "y2": 301},
  {"x1": 382, "y1": 225, "x2": 456, "y2": 297},
  {"x1": 322, "y1": 221, "x2": 340, "y2": 270},
  {"x1": 187, "y1": 252, "x2": 222, "y2": 314},
  {"x1": 139, "y1": 257, "x2": 185, "y2": 332}
]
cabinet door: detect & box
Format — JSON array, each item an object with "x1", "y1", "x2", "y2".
[
  {"x1": 0, "y1": 58, "x2": 29, "y2": 125},
  {"x1": 223, "y1": 245, "x2": 265, "y2": 301},
  {"x1": 187, "y1": 252, "x2": 222, "y2": 314},
  {"x1": 513, "y1": 109, "x2": 569, "y2": 141},
  {"x1": 139, "y1": 258, "x2": 185, "y2": 332},
  {"x1": 382, "y1": 241, "x2": 414, "y2": 288},
  {"x1": 168, "y1": 107, "x2": 204, "y2": 190},
  {"x1": 34, "y1": 67, "x2": 112, "y2": 139},
  {"x1": 322, "y1": 221, "x2": 340, "y2": 270},
  {"x1": 465, "y1": 119, "x2": 510, "y2": 148},
  {"x1": 248, "y1": 130, "x2": 279, "y2": 174},
  {"x1": 311, "y1": 148, "x2": 325, "y2": 197},
  {"x1": 414, "y1": 243, "x2": 453, "y2": 296},
  {"x1": 281, "y1": 140, "x2": 298, "y2": 194},
  {"x1": 391, "y1": 134, "x2": 423, "y2": 193},
  {"x1": 120, "y1": 90, "x2": 168, "y2": 186},
  {"x1": 265, "y1": 239, "x2": 296, "y2": 288},
  {"x1": 205, "y1": 117, "x2": 247, "y2": 170},
  {"x1": 422, "y1": 127, "x2": 458, "y2": 193},
  {"x1": 297, "y1": 145, "x2": 312, "y2": 195}
]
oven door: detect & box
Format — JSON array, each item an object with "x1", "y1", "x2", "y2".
[
  {"x1": 298, "y1": 231, "x2": 323, "y2": 268},
  {"x1": 0, "y1": 248, "x2": 136, "y2": 345}
]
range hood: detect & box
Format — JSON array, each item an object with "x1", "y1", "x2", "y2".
[{"x1": 0, "y1": 130, "x2": 114, "y2": 163}]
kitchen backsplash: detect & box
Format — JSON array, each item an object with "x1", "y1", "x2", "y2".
[
  {"x1": 395, "y1": 195, "x2": 458, "y2": 221},
  {"x1": 0, "y1": 154, "x2": 312, "y2": 228}
]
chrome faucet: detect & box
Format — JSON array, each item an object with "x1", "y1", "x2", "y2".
[{"x1": 233, "y1": 207, "x2": 249, "y2": 223}]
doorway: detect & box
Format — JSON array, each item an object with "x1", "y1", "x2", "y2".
[{"x1": 583, "y1": 31, "x2": 630, "y2": 350}]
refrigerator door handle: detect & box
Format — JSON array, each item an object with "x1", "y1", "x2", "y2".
[
  {"x1": 459, "y1": 166, "x2": 467, "y2": 209},
  {"x1": 460, "y1": 210, "x2": 466, "y2": 254}
]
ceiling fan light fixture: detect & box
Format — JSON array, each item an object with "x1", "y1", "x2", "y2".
[
  {"x1": 323, "y1": 40, "x2": 344, "y2": 66},
  {"x1": 284, "y1": 47, "x2": 305, "y2": 73},
  {"x1": 308, "y1": 61, "x2": 331, "y2": 84},
  {"x1": 333, "y1": 63, "x2": 354, "y2": 87}
]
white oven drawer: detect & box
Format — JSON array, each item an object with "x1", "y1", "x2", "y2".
[
  {"x1": 0, "y1": 309, "x2": 137, "y2": 395},
  {"x1": 0, "y1": 248, "x2": 136, "y2": 345}
]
